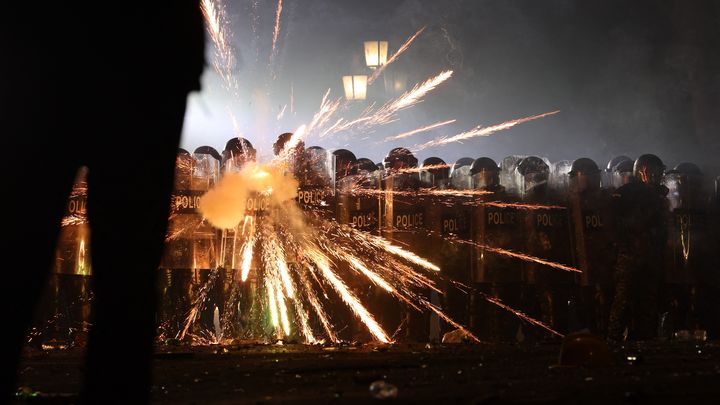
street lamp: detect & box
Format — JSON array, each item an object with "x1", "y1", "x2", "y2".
[
  {"x1": 364, "y1": 40, "x2": 388, "y2": 69},
  {"x1": 342, "y1": 75, "x2": 367, "y2": 100}
]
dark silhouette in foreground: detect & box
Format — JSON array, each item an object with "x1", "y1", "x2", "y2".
[{"x1": 1, "y1": 1, "x2": 204, "y2": 403}]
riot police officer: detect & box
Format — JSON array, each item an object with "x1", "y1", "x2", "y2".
[
  {"x1": 663, "y1": 162, "x2": 708, "y2": 335},
  {"x1": 603, "y1": 156, "x2": 632, "y2": 190},
  {"x1": 608, "y1": 154, "x2": 669, "y2": 341},
  {"x1": 419, "y1": 157, "x2": 449, "y2": 189},
  {"x1": 470, "y1": 157, "x2": 524, "y2": 341},
  {"x1": 297, "y1": 146, "x2": 335, "y2": 218},
  {"x1": 382, "y1": 147, "x2": 425, "y2": 341},
  {"x1": 222, "y1": 137, "x2": 257, "y2": 174},
  {"x1": 517, "y1": 156, "x2": 574, "y2": 339},
  {"x1": 567, "y1": 158, "x2": 614, "y2": 335},
  {"x1": 273, "y1": 132, "x2": 305, "y2": 179},
  {"x1": 419, "y1": 157, "x2": 459, "y2": 339}
]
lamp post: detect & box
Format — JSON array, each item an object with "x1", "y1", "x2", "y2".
[
  {"x1": 364, "y1": 40, "x2": 388, "y2": 69},
  {"x1": 342, "y1": 75, "x2": 368, "y2": 101}
]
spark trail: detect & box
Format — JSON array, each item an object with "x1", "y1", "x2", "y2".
[
  {"x1": 412, "y1": 111, "x2": 561, "y2": 152},
  {"x1": 481, "y1": 294, "x2": 564, "y2": 338},
  {"x1": 271, "y1": 0, "x2": 284, "y2": 57},
  {"x1": 368, "y1": 26, "x2": 426, "y2": 85},
  {"x1": 385, "y1": 120, "x2": 456, "y2": 141}
]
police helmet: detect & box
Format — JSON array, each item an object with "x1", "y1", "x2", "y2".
[
  {"x1": 569, "y1": 158, "x2": 601, "y2": 193},
  {"x1": 606, "y1": 155, "x2": 632, "y2": 172},
  {"x1": 273, "y1": 132, "x2": 299, "y2": 156},
  {"x1": 332, "y1": 149, "x2": 358, "y2": 179},
  {"x1": 633, "y1": 154, "x2": 665, "y2": 185},
  {"x1": 419, "y1": 157, "x2": 449, "y2": 188},
  {"x1": 383, "y1": 147, "x2": 418, "y2": 170},
  {"x1": 194, "y1": 146, "x2": 221, "y2": 161},
  {"x1": 356, "y1": 158, "x2": 378, "y2": 173},
  {"x1": 449, "y1": 158, "x2": 474, "y2": 190}
]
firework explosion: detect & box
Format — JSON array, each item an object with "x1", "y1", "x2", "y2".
[{"x1": 167, "y1": 0, "x2": 566, "y2": 345}]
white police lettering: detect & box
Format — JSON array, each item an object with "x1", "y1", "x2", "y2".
[
  {"x1": 396, "y1": 212, "x2": 423, "y2": 228},
  {"x1": 584, "y1": 213, "x2": 603, "y2": 229},
  {"x1": 487, "y1": 211, "x2": 516, "y2": 225},
  {"x1": 351, "y1": 212, "x2": 377, "y2": 229},
  {"x1": 677, "y1": 213, "x2": 690, "y2": 226},
  {"x1": 246, "y1": 196, "x2": 270, "y2": 212},
  {"x1": 536, "y1": 212, "x2": 563, "y2": 227},
  {"x1": 175, "y1": 195, "x2": 201, "y2": 210},
  {"x1": 68, "y1": 197, "x2": 87, "y2": 215},
  {"x1": 443, "y1": 218, "x2": 458, "y2": 233},
  {"x1": 298, "y1": 188, "x2": 325, "y2": 206}
]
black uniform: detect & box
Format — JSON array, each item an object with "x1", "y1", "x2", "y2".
[
  {"x1": 662, "y1": 163, "x2": 708, "y2": 334},
  {"x1": 2, "y1": 1, "x2": 205, "y2": 400},
  {"x1": 568, "y1": 158, "x2": 614, "y2": 335},
  {"x1": 421, "y1": 157, "x2": 471, "y2": 338},
  {"x1": 469, "y1": 157, "x2": 522, "y2": 342},
  {"x1": 608, "y1": 154, "x2": 669, "y2": 341},
  {"x1": 517, "y1": 157, "x2": 574, "y2": 339}
]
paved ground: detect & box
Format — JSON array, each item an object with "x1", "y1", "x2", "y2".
[{"x1": 13, "y1": 340, "x2": 720, "y2": 404}]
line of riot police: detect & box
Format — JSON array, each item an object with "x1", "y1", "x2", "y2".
[{"x1": 39, "y1": 133, "x2": 720, "y2": 344}]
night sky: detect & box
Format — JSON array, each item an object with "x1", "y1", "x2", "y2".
[{"x1": 181, "y1": 0, "x2": 720, "y2": 176}]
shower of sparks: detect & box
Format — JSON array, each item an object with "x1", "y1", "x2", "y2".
[
  {"x1": 482, "y1": 294, "x2": 564, "y2": 338},
  {"x1": 385, "y1": 119, "x2": 457, "y2": 141},
  {"x1": 412, "y1": 110, "x2": 561, "y2": 152},
  {"x1": 271, "y1": 0, "x2": 284, "y2": 57},
  {"x1": 368, "y1": 26, "x2": 426, "y2": 85},
  {"x1": 147, "y1": 8, "x2": 574, "y2": 348}
]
